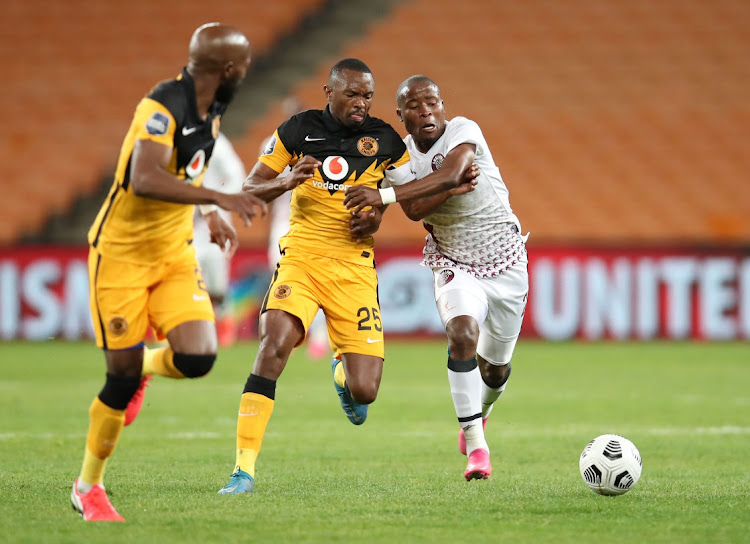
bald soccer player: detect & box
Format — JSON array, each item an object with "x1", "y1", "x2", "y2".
[{"x1": 71, "y1": 23, "x2": 266, "y2": 522}]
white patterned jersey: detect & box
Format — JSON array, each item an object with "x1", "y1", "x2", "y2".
[{"x1": 396, "y1": 116, "x2": 526, "y2": 278}]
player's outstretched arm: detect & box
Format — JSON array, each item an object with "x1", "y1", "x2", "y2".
[
  {"x1": 344, "y1": 144, "x2": 478, "y2": 218},
  {"x1": 397, "y1": 144, "x2": 478, "y2": 220},
  {"x1": 243, "y1": 155, "x2": 321, "y2": 203},
  {"x1": 130, "y1": 139, "x2": 267, "y2": 225}
]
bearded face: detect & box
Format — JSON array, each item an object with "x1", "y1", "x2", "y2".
[{"x1": 215, "y1": 73, "x2": 242, "y2": 103}]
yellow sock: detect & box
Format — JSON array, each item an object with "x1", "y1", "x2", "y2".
[
  {"x1": 143, "y1": 346, "x2": 184, "y2": 378},
  {"x1": 79, "y1": 397, "x2": 125, "y2": 485},
  {"x1": 333, "y1": 359, "x2": 346, "y2": 389},
  {"x1": 80, "y1": 449, "x2": 108, "y2": 487},
  {"x1": 235, "y1": 393, "x2": 274, "y2": 477}
]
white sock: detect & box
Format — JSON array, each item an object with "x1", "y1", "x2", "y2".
[
  {"x1": 481, "y1": 380, "x2": 507, "y2": 419},
  {"x1": 463, "y1": 422, "x2": 489, "y2": 455},
  {"x1": 447, "y1": 356, "x2": 487, "y2": 454}
]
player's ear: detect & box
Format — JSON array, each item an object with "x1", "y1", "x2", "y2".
[
  {"x1": 324, "y1": 85, "x2": 332, "y2": 102},
  {"x1": 396, "y1": 108, "x2": 403, "y2": 122}
]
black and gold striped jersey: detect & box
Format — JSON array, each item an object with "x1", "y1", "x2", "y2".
[
  {"x1": 260, "y1": 106, "x2": 412, "y2": 265},
  {"x1": 88, "y1": 68, "x2": 227, "y2": 263}
]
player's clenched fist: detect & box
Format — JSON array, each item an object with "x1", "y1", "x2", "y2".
[
  {"x1": 205, "y1": 210, "x2": 240, "y2": 257},
  {"x1": 284, "y1": 155, "x2": 322, "y2": 191},
  {"x1": 343, "y1": 185, "x2": 382, "y2": 213}
]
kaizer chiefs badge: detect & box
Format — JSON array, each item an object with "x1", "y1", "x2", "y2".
[
  {"x1": 274, "y1": 284, "x2": 292, "y2": 299},
  {"x1": 212, "y1": 115, "x2": 221, "y2": 139},
  {"x1": 357, "y1": 136, "x2": 378, "y2": 156},
  {"x1": 108, "y1": 316, "x2": 128, "y2": 337}
]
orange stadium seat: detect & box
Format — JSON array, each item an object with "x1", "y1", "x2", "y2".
[
  {"x1": 235, "y1": 0, "x2": 750, "y2": 248},
  {"x1": 3, "y1": 0, "x2": 748, "y2": 247},
  {"x1": 0, "y1": 0, "x2": 324, "y2": 244}
]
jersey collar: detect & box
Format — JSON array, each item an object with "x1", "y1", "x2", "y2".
[{"x1": 178, "y1": 67, "x2": 200, "y2": 119}]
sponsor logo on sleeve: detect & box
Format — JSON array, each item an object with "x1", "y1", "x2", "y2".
[
  {"x1": 145, "y1": 112, "x2": 170, "y2": 135},
  {"x1": 263, "y1": 135, "x2": 277, "y2": 155}
]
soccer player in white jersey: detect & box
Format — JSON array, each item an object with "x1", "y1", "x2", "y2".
[
  {"x1": 193, "y1": 132, "x2": 246, "y2": 347},
  {"x1": 344, "y1": 75, "x2": 528, "y2": 481}
]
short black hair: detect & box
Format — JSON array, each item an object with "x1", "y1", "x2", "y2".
[
  {"x1": 329, "y1": 58, "x2": 372, "y2": 84},
  {"x1": 396, "y1": 75, "x2": 439, "y2": 107}
]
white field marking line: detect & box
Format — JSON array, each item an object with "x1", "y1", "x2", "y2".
[
  {"x1": 473, "y1": 425, "x2": 750, "y2": 438},
  {"x1": 166, "y1": 431, "x2": 221, "y2": 439},
  {"x1": 2, "y1": 426, "x2": 750, "y2": 441}
]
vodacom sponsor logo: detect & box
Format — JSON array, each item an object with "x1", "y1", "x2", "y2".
[
  {"x1": 322, "y1": 156, "x2": 349, "y2": 181},
  {"x1": 312, "y1": 180, "x2": 352, "y2": 192}
]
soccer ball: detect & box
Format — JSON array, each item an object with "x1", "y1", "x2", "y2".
[{"x1": 579, "y1": 434, "x2": 642, "y2": 496}]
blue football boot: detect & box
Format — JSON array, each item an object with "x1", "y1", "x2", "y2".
[
  {"x1": 331, "y1": 357, "x2": 368, "y2": 425},
  {"x1": 218, "y1": 469, "x2": 254, "y2": 494}
]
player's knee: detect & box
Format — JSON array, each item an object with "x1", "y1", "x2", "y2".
[
  {"x1": 98, "y1": 373, "x2": 142, "y2": 410},
  {"x1": 349, "y1": 382, "x2": 378, "y2": 405},
  {"x1": 173, "y1": 352, "x2": 216, "y2": 378},
  {"x1": 481, "y1": 360, "x2": 512, "y2": 389},
  {"x1": 446, "y1": 316, "x2": 479, "y2": 355},
  {"x1": 447, "y1": 328, "x2": 479, "y2": 357}
]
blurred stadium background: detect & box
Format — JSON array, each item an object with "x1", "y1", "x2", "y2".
[{"x1": 1, "y1": 0, "x2": 749, "y2": 342}]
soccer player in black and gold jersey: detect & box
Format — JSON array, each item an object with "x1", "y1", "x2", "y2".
[
  {"x1": 218, "y1": 59, "x2": 414, "y2": 494},
  {"x1": 71, "y1": 23, "x2": 266, "y2": 522}
]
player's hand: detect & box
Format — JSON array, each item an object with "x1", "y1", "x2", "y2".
[
  {"x1": 205, "y1": 211, "x2": 239, "y2": 258},
  {"x1": 448, "y1": 163, "x2": 479, "y2": 197},
  {"x1": 349, "y1": 207, "x2": 383, "y2": 243},
  {"x1": 215, "y1": 192, "x2": 268, "y2": 227},
  {"x1": 284, "y1": 155, "x2": 322, "y2": 190},
  {"x1": 343, "y1": 186, "x2": 382, "y2": 215}
]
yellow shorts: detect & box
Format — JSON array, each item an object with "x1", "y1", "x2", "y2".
[
  {"x1": 263, "y1": 247, "x2": 384, "y2": 358},
  {"x1": 88, "y1": 245, "x2": 214, "y2": 350}
]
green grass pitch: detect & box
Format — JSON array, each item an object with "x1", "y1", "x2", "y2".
[{"x1": 0, "y1": 339, "x2": 748, "y2": 543}]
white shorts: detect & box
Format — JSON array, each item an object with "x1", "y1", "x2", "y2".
[
  {"x1": 195, "y1": 241, "x2": 230, "y2": 297},
  {"x1": 433, "y1": 260, "x2": 528, "y2": 365}
]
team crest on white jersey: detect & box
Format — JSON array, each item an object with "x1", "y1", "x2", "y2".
[
  {"x1": 185, "y1": 149, "x2": 206, "y2": 179},
  {"x1": 322, "y1": 156, "x2": 349, "y2": 181},
  {"x1": 431, "y1": 153, "x2": 444, "y2": 171}
]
